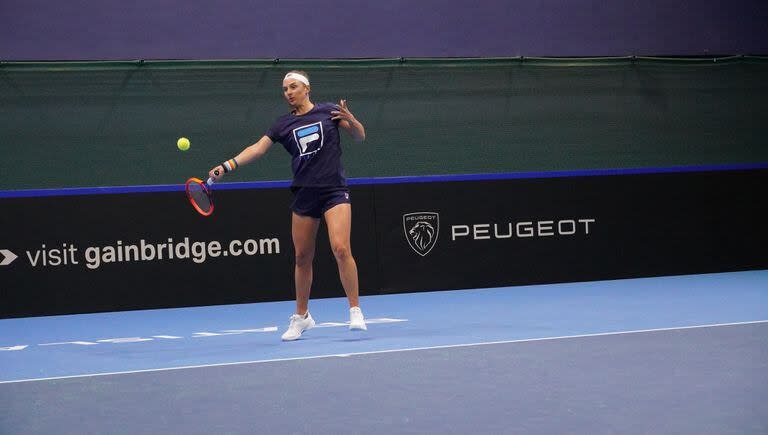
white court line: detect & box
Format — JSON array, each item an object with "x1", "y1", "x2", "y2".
[{"x1": 1, "y1": 319, "x2": 766, "y2": 385}]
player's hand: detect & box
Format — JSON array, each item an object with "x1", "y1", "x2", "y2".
[
  {"x1": 331, "y1": 99, "x2": 357, "y2": 124},
  {"x1": 209, "y1": 165, "x2": 225, "y2": 181}
]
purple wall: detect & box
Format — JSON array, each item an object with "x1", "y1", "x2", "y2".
[{"x1": 1, "y1": 0, "x2": 766, "y2": 60}]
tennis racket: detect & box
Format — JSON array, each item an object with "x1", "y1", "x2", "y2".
[{"x1": 185, "y1": 170, "x2": 219, "y2": 217}]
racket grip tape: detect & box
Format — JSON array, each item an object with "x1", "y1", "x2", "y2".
[{"x1": 207, "y1": 169, "x2": 219, "y2": 186}]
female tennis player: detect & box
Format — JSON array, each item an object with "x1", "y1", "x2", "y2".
[{"x1": 209, "y1": 70, "x2": 367, "y2": 341}]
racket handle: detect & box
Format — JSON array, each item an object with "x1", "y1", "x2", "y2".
[{"x1": 207, "y1": 169, "x2": 220, "y2": 186}]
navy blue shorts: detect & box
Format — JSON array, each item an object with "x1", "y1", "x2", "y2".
[{"x1": 290, "y1": 186, "x2": 351, "y2": 218}]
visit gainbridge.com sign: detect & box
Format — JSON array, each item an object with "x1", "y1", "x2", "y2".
[{"x1": 13, "y1": 236, "x2": 280, "y2": 271}]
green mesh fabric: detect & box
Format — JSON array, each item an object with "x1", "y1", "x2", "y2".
[{"x1": 1, "y1": 57, "x2": 766, "y2": 189}]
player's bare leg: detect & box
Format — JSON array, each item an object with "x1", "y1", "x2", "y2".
[
  {"x1": 324, "y1": 203, "x2": 359, "y2": 307},
  {"x1": 325, "y1": 203, "x2": 366, "y2": 330},
  {"x1": 291, "y1": 212, "x2": 320, "y2": 315}
]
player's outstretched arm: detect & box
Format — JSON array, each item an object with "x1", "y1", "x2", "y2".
[{"x1": 209, "y1": 135, "x2": 273, "y2": 180}]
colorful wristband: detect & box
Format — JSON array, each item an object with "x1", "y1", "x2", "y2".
[{"x1": 222, "y1": 158, "x2": 238, "y2": 173}]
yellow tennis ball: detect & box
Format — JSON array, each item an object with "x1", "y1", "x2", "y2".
[{"x1": 177, "y1": 137, "x2": 190, "y2": 151}]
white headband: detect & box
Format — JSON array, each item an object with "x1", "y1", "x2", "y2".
[{"x1": 283, "y1": 72, "x2": 310, "y2": 86}]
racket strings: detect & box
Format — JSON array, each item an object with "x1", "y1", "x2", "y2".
[{"x1": 188, "y1": 183, "x2": 212, "y2": 214}]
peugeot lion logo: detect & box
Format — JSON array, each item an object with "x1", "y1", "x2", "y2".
[{"x1": 403, "y1": 212, "x2": 439, "y2": 256}]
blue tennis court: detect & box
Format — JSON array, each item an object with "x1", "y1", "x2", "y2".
[{"x1": 2, "y1": 270, "x2": 766, "y2": 434}]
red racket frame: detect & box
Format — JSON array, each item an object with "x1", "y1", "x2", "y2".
[{"x1": 185, "y1": 177, "x2": 214, "y2": 217}]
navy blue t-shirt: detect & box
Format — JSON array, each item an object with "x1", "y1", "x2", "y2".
[{"x1": 265, "y1": 102, "x2": 347, "y2": 187}]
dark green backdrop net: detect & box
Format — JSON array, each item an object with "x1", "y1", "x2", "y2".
[{"x1": 1, "y1": 57, "x2": 766, "y2": 189}]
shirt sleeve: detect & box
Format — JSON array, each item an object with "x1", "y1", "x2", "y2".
[
  {"x1": 327, "y1": 103, "x2": 341, "y2": 125},
  {"x1": 265, "y1": 119, "x2": 282, "y2": 143}
]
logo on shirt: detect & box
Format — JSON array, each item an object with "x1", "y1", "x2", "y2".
[
  {"x1": 292, "y1": 122, "x2": 324, "y2": 157},
  {"x1": 403, "y1": 212, "x2": 440, "y2": 256}
]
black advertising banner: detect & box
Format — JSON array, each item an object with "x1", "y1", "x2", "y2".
[
  {"x1": 0, "y1": 187, "x2": 379, "y2": 318},
  {"x1": 376, "y1": 170, "x2": 768, "y2": 293},
  {"x1": 1, "y1": 169, "x2": 766, "y2": 318}
]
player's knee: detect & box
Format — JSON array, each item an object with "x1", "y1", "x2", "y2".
[
  {"x1": 331, "y1": 244, "x2": 351, "y2": 262},
  {"x1": 295, "y1": 250, "x2": 314, "y2": 267}
]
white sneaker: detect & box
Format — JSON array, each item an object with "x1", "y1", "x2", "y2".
[
  {"x1": 349, "y1": 306, "x2": 367, "y2": 331},
  {"x1": 281, "y1": 311, "x2": 315, "y2": 341}
]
